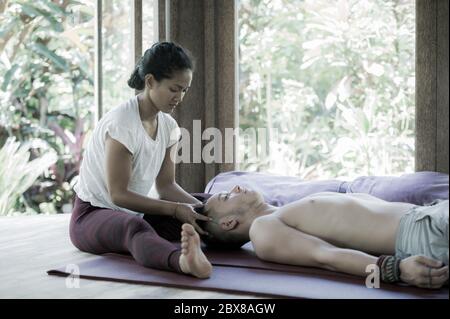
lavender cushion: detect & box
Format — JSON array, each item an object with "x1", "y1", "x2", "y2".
[
  {"x1": 346, "y1": 171, "x2": 449, "y2": 205},
  {"x1": 204, "y1": 171, "x2": 449, "y2": 206}
]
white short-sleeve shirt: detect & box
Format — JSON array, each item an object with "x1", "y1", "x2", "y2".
[{"x1": 74, "y1": 95, "x2": 180, "y2": 217}]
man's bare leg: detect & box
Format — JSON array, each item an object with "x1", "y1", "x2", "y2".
[{"x1": 179, "y1": 223, "x2": 212, "y2": 278}]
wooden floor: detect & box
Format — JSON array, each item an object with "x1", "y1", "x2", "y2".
[{"x1": 0, "y1": 214, "x2": 262, "y2": 299}]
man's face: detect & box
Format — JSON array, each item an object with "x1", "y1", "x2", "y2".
[{"x1": 205, "y1": 185, "x2": 264, "y2": 221}]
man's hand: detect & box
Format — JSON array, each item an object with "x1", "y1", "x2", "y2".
[{"x1": 399, "y1": 255, "x2": 449, "y2": 289}]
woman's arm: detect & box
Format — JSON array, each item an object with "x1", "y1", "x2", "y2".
[
  {"x1": 105, "y1": 133, "x2": 177, "y2": 216},
  {"x1": 105, "y1": 134, "x2": 211, "y2": 235},
  {"x1": 155, "y1": 143, "x2": 202, "y2": 205}
]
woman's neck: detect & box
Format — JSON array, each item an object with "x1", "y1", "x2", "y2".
[{"x1": 137, "y1": 92, "x2": 159, "y2": 122}]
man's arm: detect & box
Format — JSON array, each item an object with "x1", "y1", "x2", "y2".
[
  {"x1": 249, "y1": 216, "x2": 377, "y2": 277},
  {"x1": 316, "y1": 247, "x2": 378, "y2": 277},
  {"x1": 322, "y1": 248, "x2": 449, "y2": 288},
  {"x1": 250, "y1": 216, "x2": 449, "y2": 288}
]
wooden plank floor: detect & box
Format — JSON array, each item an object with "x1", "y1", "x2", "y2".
[{"x1": 0, "y1": 214, "x2": 263, "y2": 299}]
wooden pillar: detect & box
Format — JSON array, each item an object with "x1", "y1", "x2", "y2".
[
  {"x1": 132, "y1": 0, "x2": 142, "y2": 96},
  {"x1": 159, "y1": 0, "x2": 238, "y2": 192},
  {"x1": 94, "y1": 0, "x2": 102, "y2": 122},
  {"x1": 416, "y1": 0, "x2": 449, "y2": 173}
]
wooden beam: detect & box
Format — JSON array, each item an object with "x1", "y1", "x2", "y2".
[
  {"x1": 416, "y1": 0, "x2": 449, "y2": 173},
  {"x1": 132, "y1": 0, "x2": 143, "y2": 95},
  {"x1": 94, "y1": 0, "x2": 102, "y2": 121}
]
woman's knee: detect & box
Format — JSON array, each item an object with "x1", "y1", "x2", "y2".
[
  {"x1": 126, "y1": 216, "x2": 155, "y2": 239},
  {"x1": 69, "y1": 225, "x2": 98, "y2": 254},
  {"x1": 69, "y1": 215, "x2": 86, "y2": 251}
]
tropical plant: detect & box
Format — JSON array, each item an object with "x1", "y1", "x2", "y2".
[
  {"x1": 0, "y1": 0, "x2": 94, "y2": 213},
  {"x1": 238, "y1": 0, "x2": 415, "y2": 180},
  {"x1": 0, "y1": 137, "x2": 57, "y2": 216}
]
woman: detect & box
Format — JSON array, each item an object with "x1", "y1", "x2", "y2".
[{"x1": 70, "y1": 42, "x2": 212, "y2": 278}]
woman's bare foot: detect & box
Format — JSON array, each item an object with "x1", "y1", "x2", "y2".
[{"x1": 179, "y1": 223, "x2": 212, "y2": 279}]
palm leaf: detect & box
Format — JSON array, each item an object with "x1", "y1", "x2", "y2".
[
  {"x1": 20, "y1": 3, "x2": 64, "y2": 32},
  {"x1": 1, "y1": 64, "x2": 19, "y2": 91},
  {"x1": 31, "y1": 43, "x2": 69, "y2": 71},
  {"x1": 0, "y1": 137, "x2": 57, "y2": 216}
]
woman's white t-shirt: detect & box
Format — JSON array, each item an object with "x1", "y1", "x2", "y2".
[{"x1": 74, "y1": 95, "x2": 180, "y2": 217}]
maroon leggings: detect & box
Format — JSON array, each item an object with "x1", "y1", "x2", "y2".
[{"x1": 69, "y1": 195, "x2": 183, "y2": 273}]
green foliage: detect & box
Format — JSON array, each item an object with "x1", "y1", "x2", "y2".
[
  {"x1": 0, "y1": 0, "x2": 94, "y2": 214},
  {"x1": 0, "y1": 0, "x2": 152, "y2": 214},
  {"x1": 0, "y1": 137, "x2": 57, "y2": 216},
  {"x1": 238, "y1": 0, "x2": 415, "y2": 180},
  {"x1": 0, "y1": 0, "x2": 416, "y2": 214}
]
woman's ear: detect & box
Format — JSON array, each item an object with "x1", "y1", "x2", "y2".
[
  {"x1": 145, "y1": 74, "x2": 154, "y2": 89},
  {"x1": 219, "y1": 215, "x2": 239, "y2": 231}
]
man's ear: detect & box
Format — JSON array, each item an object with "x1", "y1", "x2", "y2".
[{"x1": 219, "y1": 215, "x2": 239, "y2": 231}]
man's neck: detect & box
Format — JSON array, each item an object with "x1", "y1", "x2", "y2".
[
  {"x1": 251, "y1": 202, "x2": 278, "y2": 220},
  {"x1": 241, "y1": 202, "x2": 278, "y2": 241}
]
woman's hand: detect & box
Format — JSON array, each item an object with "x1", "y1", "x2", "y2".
[
  {"x1": 399, "y1": 255, "x2": 449, "y2": 289},
  {"x1": 173, "y1": 203, "x2": 211, "y2": 235}
]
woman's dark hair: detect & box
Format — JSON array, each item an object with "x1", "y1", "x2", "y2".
[{"x1": 127, "y1": 42, "x2": 194, "y2": 90}]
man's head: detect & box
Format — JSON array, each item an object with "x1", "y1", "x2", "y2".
[{"x1": 198, "y1": 185, "x2": 265, "y2": 249}]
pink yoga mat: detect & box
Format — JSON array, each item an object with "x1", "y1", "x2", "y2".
[{"x1": 48, "y1": 243, "x2": 449, "y2": 299}]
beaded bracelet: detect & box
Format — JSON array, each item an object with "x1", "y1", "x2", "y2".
[{"x1": 377, "y1": 255, "x2": 401, "y2": 283}]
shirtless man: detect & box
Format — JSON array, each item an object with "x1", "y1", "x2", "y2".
[{"x1": 179, "y1": 185, "x2": 449, "y2": 288}]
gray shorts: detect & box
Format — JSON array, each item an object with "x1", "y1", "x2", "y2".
[{"x1": 395, "y1": 200, "x2": 449, "y2": 265}]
